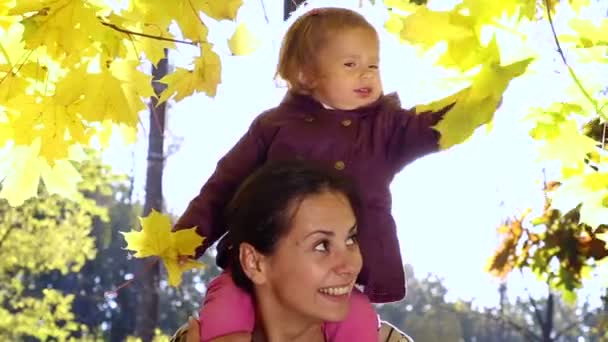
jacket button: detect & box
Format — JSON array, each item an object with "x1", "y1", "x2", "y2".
[
  {"x1": 304, "y1": 116, "x2": 315, "y2": 122},
  {"x1": 341, "y1": 119, "x2": 352, "y2": 127},
  {"x1": 334, "y1": 161, "x2": 345, "y2": 170}
]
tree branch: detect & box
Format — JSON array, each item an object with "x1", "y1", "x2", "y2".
[
  {"x1": 443, "y1": 303, "x2": 541, "y2": 341},
  {"x1": 0, "y1": 225, "x2": 15, "y2": 251},
  {"x1": 543, "y1": 0, "x2": 604, "y2": 118},
  {"x1": 100, "y1": 21, "x2": 198, "y2": 46},
  {"x1": 553, "y1": 320, "x2": 580, "y2": 341},
  {"x1": 484, "y1": 309, "x2": 543, "y2": 341},
  {"x1": 260, "y1": 0, "x2": 270, "y2": 24},
  {"x1": 528, "y1": 292, "x2": 547, "y2": 329}
]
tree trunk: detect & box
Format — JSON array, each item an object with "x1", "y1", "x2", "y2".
[
  {"x1": 284, "y1": 0, "x2": 306, "y2": 20},
  {"x1": 134, "y1": 50, "x2": 168, "y2": 341},
  {"x1": 542, "y1": 293, "x2": 554, "y2": 342},
  {"x1": 498, "y1": 282, "x2": 507, "y2": 341}
]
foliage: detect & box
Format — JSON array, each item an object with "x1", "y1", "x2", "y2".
[
  {"x1": 0, "y1": 0, "x2": 243, "y2": 206},
  {"x1": 2, "y1": 0, "x2": 608, "y2": 330},
  {"x1": 121, "y1": 209, "x2": 205, "y2": 287},
  {"x1": 384, "y1": 0, "x2": 608, "y2": 231},
  {"x1": 377, "y1": 265, "x2": 604, "y2": 341},
  {"x1": 487, "y1": 179, "x2": 608, "y2": 301},
  {"x1": 0, "y1": 153, "x2": 121, "y2": 340},
  {"x1": 2, "y1": 0, "x2": 606, "y2": 249}
]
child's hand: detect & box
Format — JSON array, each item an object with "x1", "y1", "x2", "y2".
[{"x1": 178, "y1": 254, "x2": 192, "y2": 266}]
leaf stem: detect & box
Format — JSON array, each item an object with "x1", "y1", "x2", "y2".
[
  {"x1": 100, "y1": 21, "x2": 198, "y2": 46},
  {"x1": 543, "y1": 0, "x2": 604, "y2": 117},
  {"x1": 104, "y1": 257, "x2": 160, "y2": 298}
]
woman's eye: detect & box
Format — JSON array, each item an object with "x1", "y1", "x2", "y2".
[
  {"x1": 314, "y1": 240, "x2": 329, "y2": 252},
  {"x1": 346, "y1": 234, "x2": 358, "y2": 246}
]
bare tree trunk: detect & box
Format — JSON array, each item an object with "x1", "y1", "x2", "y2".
[
  {"x1": 542, "y1": 293, "x2": 554, "y2": 342},
  {"x1": 284, "y1": 0, "x2": 306, "y2": 20},
  {"x1": 498, "y1": 282, "x2": 507, "y2": 341},
  {"x1": 134, "y1": 50, "x2": 168, "y2": 341}
]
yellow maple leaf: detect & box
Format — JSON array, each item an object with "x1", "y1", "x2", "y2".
[
  {"x1": 0, "y1": 141, "x2": 43, "y2": 206},
  {"x1": 536, "y1": 120, "x2": 598, "y2": 167},
  {"x1": 175, "y1": 1, "x2": 209, "y2": 43},
  {"x1": 19, "y1": 0, "x2": 105, "y2": 61},
  {"x1": 198, "y1": 0, "x2": 243, "y2": 21},
  {"x1": 383, "y1": 0, "x2": 420, "y2": 13},
  {"x1": 399, "y1": 7, "x2": 475, "y2": 48},
  {"x1": 131, "y1": 23, "x2": 177, "y2": 66},
  {"x1": 158, "y1": 43, "x2": 221, "y2": 102},
  {"x1": 427, "y1": 40, "x2": 532, "y2": 149},
  {"x1": 384, "y1": 12, "x2": 405, "y2": 38},
  {"x1": 552, "y1": 172, "x2": 608, "y2": 229},
  {"x1": 0, "y1": 119, "x2": 12, "y2": 148},
  {"x1": 40, "y1": 158, "x2": 83, "y2": 198},
  {"x1": 71, "y1": 62, "x2": 145, "y2": 128},
  {"x1": 121, "y1": 209, "x2": 205, "y2": 287},
  {"x1": 228, "y1": 22, "x2": 261, "y2": 56},
  {"x1": 0, "y1": 1, "x2": 17, "y2": 30},
  {"x1": 5, "y1": 94, "x2": 89, "y2": 163},
  {"x1": 463, "y1": 0, "x2": 522, "y2": 23}
]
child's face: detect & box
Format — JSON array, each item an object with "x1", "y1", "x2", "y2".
[{"x1": 311, "y1": 28, "x2": 382, "y2": 110}]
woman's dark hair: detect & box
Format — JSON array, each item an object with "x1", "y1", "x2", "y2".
[{"x1": 219, "y1": 159, "x2": 360, "y2": 293}]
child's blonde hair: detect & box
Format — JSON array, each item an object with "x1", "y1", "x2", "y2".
[{"x1": 275, "y1": 7, "x2": 378, "y2": 94}]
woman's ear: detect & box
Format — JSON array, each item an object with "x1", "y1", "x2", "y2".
[{"x1": 239, "y1": 243, "x2": 268, "y2": 286}]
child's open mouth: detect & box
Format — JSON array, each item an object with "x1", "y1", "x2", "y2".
[{"x1": 354, "y1": 87, "x2": 372, "y2": 97}]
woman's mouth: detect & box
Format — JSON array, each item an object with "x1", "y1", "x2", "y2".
[{"x1": 318, "y1": 284, "x2": 353, "y2": 297}]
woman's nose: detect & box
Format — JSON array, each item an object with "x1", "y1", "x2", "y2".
[{"x1": 333, "y1": 249, "x2": 362, "y2": 277}]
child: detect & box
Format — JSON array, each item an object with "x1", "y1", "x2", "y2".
[{"x1": 174, "y1": 7, "x2": 455, "y2": 342}]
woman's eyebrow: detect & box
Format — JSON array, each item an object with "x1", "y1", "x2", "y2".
[
  {"x1": 304, "y1": 223, "x2": 358, "y2": 239},
  {"x1": 304, "y1": 230, "x2": 334, "y2": 239}
]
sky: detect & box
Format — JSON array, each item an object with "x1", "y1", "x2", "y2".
[{"x1": 102, "y1": 0, "x2": 607, "y2": 308}]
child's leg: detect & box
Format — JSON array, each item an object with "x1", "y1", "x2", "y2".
[
  {"x1": 198, "y1": 270, "x2": 255, "y2": 342},
  {"x1": 323, "y1": 288, "x2": 380, "y2": 342}
]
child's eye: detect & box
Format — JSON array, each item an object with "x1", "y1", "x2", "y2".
[
  {"x1": 369, "y1": 65, "x2": 379, "y2": 69},
  {"x1": 344, "y1": 62, "x2": 356, "y2": 68},
  {"x1": 314, "y1": 240, "x2": 330, "y2": 252}
]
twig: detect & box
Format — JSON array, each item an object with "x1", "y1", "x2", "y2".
[
  {"x1": 187, "y1": 0, "x2": 208, "y2": 35},
  {"x1": 543, "y1": 0, "x2": 604, "y2": 118},
  {"x1": 0, "y1": 49, "x2": 33, "y2": 85},
  {"x1": 495, "y1": 315, "x2": 542, "y2": 342},
  {"x1": 0, "y1": 225, "x2": 15, "y2": 251},
  {"x1": 100, "y1": 21, "x2": 198, "y2": 46},
  {"x1": 527, "y1": 290, "x2": 547, "y2": 329},
  {"x1": 105, "y1": 257, "x2": 160, "y2": 297},
  {"x1": 444, "y1": 304, "x2": 541, "y2": 341},
  {"x1": 260, "y1": 0, "x2": 270, "y2": 24}
]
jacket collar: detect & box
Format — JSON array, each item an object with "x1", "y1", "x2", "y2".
[{"x1": 279, "y1": 90, "x2": 402, "y2": 117}]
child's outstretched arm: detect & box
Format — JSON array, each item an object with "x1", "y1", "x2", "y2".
[
  {"x1": 384, "y1": 100, "x2": 455, "y2": 171},
  {"x1": 173, "y1": 115, "x2": 270, "y2": 258}
]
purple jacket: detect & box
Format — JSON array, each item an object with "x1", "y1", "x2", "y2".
[{"x1": 175, "y1": 91, "x2": 451, "y2": 303}]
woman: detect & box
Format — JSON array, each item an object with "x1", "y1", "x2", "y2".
[{"x1": 173, "y1": 160, "x2": 413, "y2": 341}]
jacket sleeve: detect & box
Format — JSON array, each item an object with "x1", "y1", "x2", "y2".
[
  {"x1": 173, "y1": 115, "x2": 270, "y2": 258},
  {"x1": 386, "y1": 103, "x2": 454, "y2": 171}
]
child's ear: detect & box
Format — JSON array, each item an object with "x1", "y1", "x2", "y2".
[
  {"x1": 239, "y1": 243, "x2": 267, "y2": 286},
  {"x1": 298, "y1": 70, "x2": 317, "y2": 89}
]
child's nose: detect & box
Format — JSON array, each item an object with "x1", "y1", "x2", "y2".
[{"x1": 361, "y1": 70, "x2": 374, "y2": 79}]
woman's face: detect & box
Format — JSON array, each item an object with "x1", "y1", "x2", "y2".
[{"x1": 261, "y1": 190, "x2": 362, "y2": 323}]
